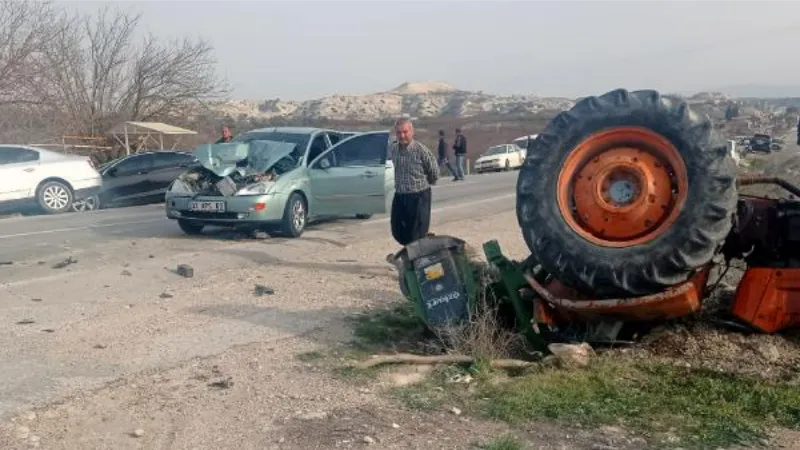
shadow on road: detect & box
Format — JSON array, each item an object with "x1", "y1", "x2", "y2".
[{"x1": 227, "y1": 248, "x2": 397, "y2": 281}]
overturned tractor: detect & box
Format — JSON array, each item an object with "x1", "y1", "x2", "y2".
[{"x1": 396, "y1": 88, "x2": 800, "y2": 346}]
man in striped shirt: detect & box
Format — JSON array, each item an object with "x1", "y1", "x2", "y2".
[{"x1": 388, "y1": 117, "x2": 438, "y2": 246}]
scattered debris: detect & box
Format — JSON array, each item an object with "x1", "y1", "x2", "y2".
[
  {"x1": 120, "y1": 270, "x2": 132, "y2": 276},
  {"x1": 391, "y1": 423, "x2": 400, "y2": 429},
  {"x1": 208, "y1": 377, "x2": 234, "y2": 389},
  {"x1": 41, "y1": 329, "x2": 55, "y2": 333},
  {"x1": 31, "y1": 298, "x2": 42, "y2": 302},
  {"x1": 0, "y1": 261, "x2": 12, "y2": 266},
  {"x1": 252, "y1": 230, "x2": 270, "y2": 239},
  {"x1": 547, "y1": 343, "x2": 595, "y2": 368},
  {"x1": 148, "y1": 254, "x2": 155, "y2": 259},
  {"x1": 450, "y1": 407, "x2": 462, "y2": 416},
  {"x1": 297, "y1": 411, "x2": 328, "y2": 420},
  {"x1": 176, "y1": 264, "x2": 194, "y2": 278},
  {"x1": 93, "y1": 344, "x2": 107, "y2": 349},
  {"x1": 130, "y1": 429, "x2": 145, "y2": 438},
  {"x1": 362, "y1": 436, "x2": 375, "y2": 444},
  {"x1": 52, "y1": 257, "x2": 77, "y2": 269},
  {"x1": 159, "y1": 293, "x2": 173, "y2": 299},
  {"x1": 15, "y1": 319, "x2": 35, "y2": 325},
  {"x1": 355, "y1": 353, "x2": 534, "y2": 370},
  {"x1": 447, "y1": 373, "x2": 473, "y2": 384},
  {"x1": 254, "y1": 284, "x2": 275, "y2": 296}
]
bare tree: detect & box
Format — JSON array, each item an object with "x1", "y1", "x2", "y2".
[
  {"x1": 32, "y1": 5, "x2": 228, "y2": 136},
  {"x1": 0, "y1": 0, "x2": 62, "y2": 105}
]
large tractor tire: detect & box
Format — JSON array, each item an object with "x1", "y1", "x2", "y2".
[{"x1": 517, "y1": 89, "x2": 738, "y2": 298}]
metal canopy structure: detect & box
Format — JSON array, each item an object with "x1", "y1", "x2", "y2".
[{"x1": 110, "y1": 121, "x2": 198, "y2": 155}]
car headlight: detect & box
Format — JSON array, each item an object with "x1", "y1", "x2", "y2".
[
  {"x1": 235, "y1": 182, "x2": 273, "y2": 196},
  {"x1": 168, "y1": 179, "x2": 194, "y2": 195}
]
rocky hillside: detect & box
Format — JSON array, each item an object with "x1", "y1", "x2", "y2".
[{"x1": 211, "y1": 81, "x2": 575, "y2": 122}]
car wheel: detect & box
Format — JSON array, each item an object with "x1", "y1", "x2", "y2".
[
  {"x1": 178, "y1": 219, "x2": 204, "y2": 235},
  {"x1": 280, "y1": 192, "x2": 307, "y2": 238},
  {"x1": 355, "y1": 213, "x2": 373, "y2": 220},
  {"x1": 72, "y1": 195, "x2": 100, "y2": 212},
  {"x1": 37, "y1": 180, "x2": 73, "y2": 214}
]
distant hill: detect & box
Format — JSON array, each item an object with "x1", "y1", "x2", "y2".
[{"x1": 712, "y1": 85, "x2": 800, "y2": 99}]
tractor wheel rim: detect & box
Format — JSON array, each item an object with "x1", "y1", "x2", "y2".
[
  {"x1": 556, "y1": 126, "x2": 689, "y2": 248},
  {"x1": 43, "y1": 185, "x2": 70, "y2": 210},
  {"x1": 292, "y1": 200, "x2": 305, "y2": 230}
]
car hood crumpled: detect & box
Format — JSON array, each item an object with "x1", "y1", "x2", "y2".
[{"x1": 193, "y1": 140, "x2": 298, "y2": 177}]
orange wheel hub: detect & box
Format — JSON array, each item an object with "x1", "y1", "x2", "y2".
[{"x1": 556, "y1": 127, "x2": 689, "y2": 248}]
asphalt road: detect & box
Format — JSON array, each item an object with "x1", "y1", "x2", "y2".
[{"x1": 0, "y1": 170, "x2": 519, "y2": 274}]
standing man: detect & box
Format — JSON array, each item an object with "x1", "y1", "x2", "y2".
[
  {"x1": 452, "y1": 127, "x2": 467, "y2": 181},
  {"x1": 389, "y1": 117, "x2": 439, "y2": 247},
  {"x1": 216, "y1": 126, "x2": 232, "y2": 144},
  {"x1": 437, "y1": 129, "x2": 457, "y2": 180}
]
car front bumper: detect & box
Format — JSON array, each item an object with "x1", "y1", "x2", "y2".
[{"x1": 165, "y1": 192, "x2": 289, "y2": 226}]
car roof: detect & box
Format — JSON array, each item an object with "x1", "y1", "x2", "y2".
[{"x1": 243, "y1": 126, "x2": 333, "y2": 135}]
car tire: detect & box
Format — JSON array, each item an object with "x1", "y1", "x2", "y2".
[
  {"x1": 355, "y1": 213, "x2": 373, "y2": 220},
  {"x1": 280, "y1": 192, "x2": 307, "y2": 238},
  {"x1": 72, "y1": 195, "x2": 100, "y2": 212},
  {"x1": 37, "y1": 180, "x2": 73, "y2": 214},
  {"x1": 517, "y1": 88, "x2": 737, "y2": 298},
  {"x1": 178, "y1": 219, "x2": 204, "y2": 235}
]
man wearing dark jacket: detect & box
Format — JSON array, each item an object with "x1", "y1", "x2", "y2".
[
  {"x1": 436, "y1": 130, "x2": 456, "y2": 180},
  {"x1": 452, "y1": 128, "x2": 467, "y2": 180},
  {"x1": 215, "y1": 126, "x2": 232, "y2": 144}
]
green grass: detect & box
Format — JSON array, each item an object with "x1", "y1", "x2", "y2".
[
  {"x1": 349, "y1": 302, "x2": 424, "y2": 348},
  {"x1": 477, "y1": 435, "x2": 525, "y2": 450},
  {"x1": 478, "y1": 360, "x2": 800, "y2": 448},
  {"x1": 296, "y1": 351, "x2": 324, "y2": 362}
]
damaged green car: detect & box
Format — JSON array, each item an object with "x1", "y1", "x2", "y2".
[{"x1": 164, "y1": 127, "x2": 395, "y2": 237}]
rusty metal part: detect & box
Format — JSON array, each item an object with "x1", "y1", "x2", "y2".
[
  {"x1": 737, "y1": 176, "x2": 800, "y2": 198},
  {"x1": 732, "y1": 267, "x2": 800, "y2": 333},
  {"x1": 524, "y1": 269, "x2": 709, "y2": 322},
  {"x1": 556, "y1": 126, "x2": 689, "y2": 248}
]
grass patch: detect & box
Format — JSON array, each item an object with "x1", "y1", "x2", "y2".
[
  {"x1": 477, "y1": 435, "x2": 525, "y2": 450},
  {"x1": 349, "y1": 302, "x2": 424, "y2": 349},
  {"x1": 479, "y1": 359, "x2": 800, "y2": 448},
  {"x1": 296, "y1": 351, "x2": 324, "y2": 362}
]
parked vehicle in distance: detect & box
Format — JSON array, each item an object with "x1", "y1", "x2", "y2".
[
  {"x1": 474, "y1": 144, "x2": 525, "y2": 173},
  {"x1": 165, "y1": 127, "x2": 395, "y2": 238},
  {"x1": 73, "y1": 151, "x2": 200, "y2": 211},
  {"x1": 512, "y1": 134, "x2": 538, "y2": 153},
  {"x1": 745, "y1": 133, "x2": 781, "y2": 154},
  {"x1": 0, "y1": 145, "x2": 101, "y2": 214}
]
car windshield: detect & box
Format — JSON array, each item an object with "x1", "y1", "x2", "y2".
[
  {"x1": 230, "y1": 131, "x2": 310, "y2": 171},
  {"x1": 485, "y1": 146, "x2": 507, "y2": 156}
]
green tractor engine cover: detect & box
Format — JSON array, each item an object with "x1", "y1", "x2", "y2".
[{"x1": 397, "y1": 235, "x2": 479, "y2": 327}]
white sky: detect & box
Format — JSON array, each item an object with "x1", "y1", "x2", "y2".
[{"x1": 60, "y1": 1, "x2": 800, "y2": 100}]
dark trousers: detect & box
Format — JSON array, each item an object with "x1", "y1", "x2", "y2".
[{"x1": 390, "y1": 188, "x2": 432, "y2": 246}]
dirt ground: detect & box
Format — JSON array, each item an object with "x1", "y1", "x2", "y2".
[{"x1": 2, "y1": 139, "x2": 800, "y2": 450}]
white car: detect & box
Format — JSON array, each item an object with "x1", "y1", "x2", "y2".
[
  {"x1": 0, "y1": 145, "x2": 102, "y2": 214},
  {"x1": 474, "y1": 144, "x2": 525, "y2": 173}
]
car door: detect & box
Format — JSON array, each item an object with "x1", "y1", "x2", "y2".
[
  {"x1": 0, "y1": 147, "x2": 41, "y2": 202},
  {"x1": 102, "y1": 154, "x2": 154, "y2": 205},
  {"x1": 149, "y1": 152, "x2": 195, "y2": 195},
  {"x1": 308, "y1": 131, "x2": 389, "y2": 217}
]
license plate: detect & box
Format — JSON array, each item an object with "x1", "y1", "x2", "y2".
[{"x1": 190, "y1": 201, "x2": 226, "y2": 212}]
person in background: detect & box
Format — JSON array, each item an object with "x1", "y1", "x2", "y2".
[
  {"x1": 796, "y1": 116, "x2": 800, "y2": 146},
  {"x1": 452, "y1": 127, "x2": 467, "y2": 181},
  {"x1": 436, "y1": 129, "x2": 456, "y2": 180},
  {"x1": 388, "y1": 117, "x2": 438, "y2": 249},
  {"x1": 216, "y1": 126, "x2": 232, "y2": 144}
]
